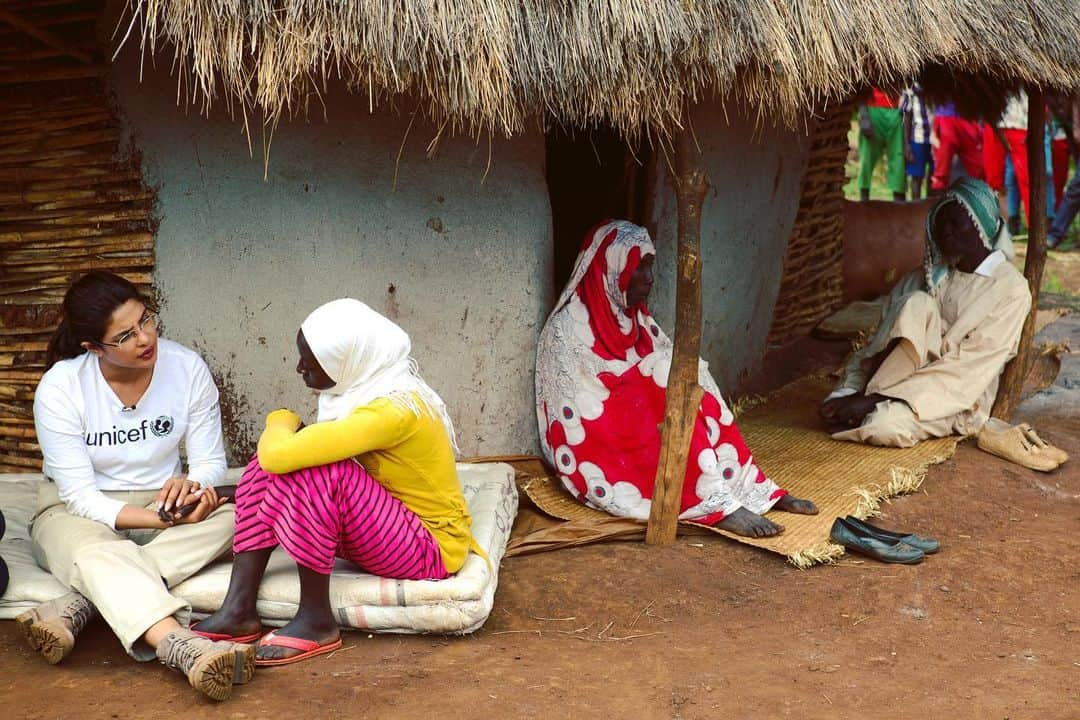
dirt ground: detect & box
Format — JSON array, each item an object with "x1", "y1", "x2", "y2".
[{"x1": 3, "y1": 319, "x2": 1078, "y2": 720}]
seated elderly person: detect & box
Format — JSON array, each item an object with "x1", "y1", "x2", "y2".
[
  {"x1": 821, "y1": 178, "x2": 1030, "y2": 448},
  {"x1": 536, "y1": 220, "x2": 817, "y2": 539}
]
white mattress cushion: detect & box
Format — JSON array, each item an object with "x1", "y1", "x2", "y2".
[
  {"x1": 0, "y1": 463, "x2": 518, "y2": 635},
  {"x1": 0, "y1": 473, "x2": 70, "y2": 615}
]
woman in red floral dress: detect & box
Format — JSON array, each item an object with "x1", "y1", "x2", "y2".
[{"x1": 535, "y1": 220, "x2": 817, "y2": 537}]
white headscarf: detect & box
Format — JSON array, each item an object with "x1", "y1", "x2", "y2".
[{"x1": 301, "y1": 298, "x2": 458, "y2": 454}]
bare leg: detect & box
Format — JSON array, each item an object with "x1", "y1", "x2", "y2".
[
  {"x1": 193, "y1": 548, "x2": 272, "y2": 638},
  {"x1": 911, "y1": 176, "x2": 924, "y2": 200},
  {"x1": 255, "y1": 564, "x2": 340, "y2": 662}
]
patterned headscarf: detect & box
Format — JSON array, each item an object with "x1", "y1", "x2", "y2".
[{"x1": 923, "y1": 177, "x2": 1014, "y2": 293}]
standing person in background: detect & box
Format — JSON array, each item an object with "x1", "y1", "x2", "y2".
[
  {"x1": 930, "y1": 100, "x2": 984, "y2": 194},
  {"x1": 858, "y1": 88, "x2": 907, "y2": 202},
  {"x1": 1048, "y1": 95, "x2": 1080, "y2": 249},
  {"x1": 1004, "y1": 156, "x2": 1023, "y2": 235},
  {"x1": 1048, "y1": 95, "x2": 1073, "y2": 215},
  {"x1": 901, "y1": 84, "x2": 933, "y2": 200},
  {"x1": 984, "y1": 91, "x2": 1032, "y2": 223}
]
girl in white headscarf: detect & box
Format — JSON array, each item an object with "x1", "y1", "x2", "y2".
[{"x1": 195, "y1": 299, "x2": 473, "y2": 666}]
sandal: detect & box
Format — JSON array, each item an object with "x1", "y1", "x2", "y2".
[
  {"x1": 190, "y1": 620, "x2": 263, "y2": 644},
  {"x1": 254, "y1": 631, "x2": 343, "y2": 667}
]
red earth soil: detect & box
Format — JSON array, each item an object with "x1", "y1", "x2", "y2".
[{"x1": 4, "y1": 322, "x2": 1078, "y2": 719}]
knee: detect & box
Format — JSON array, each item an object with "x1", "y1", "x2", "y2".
[
  {"x1": 898, "y1": 291, "x2": 936, "y2": 317},
  {"x1": 858, "y1": 402, "x2": 922, "y2": 448},
  {"x1": 325, "y1": 458, "x2": 369, "y2": 487},
  {"x1": 236, "y1": 455, "x2": 271, "y2": 502},
  {"x1": 896, "y1": 292, "x2": 941, "y2": 332}
]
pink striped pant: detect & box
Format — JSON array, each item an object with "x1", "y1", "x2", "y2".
[{"x1": 232, "y1": 456, "x2": 448, "y2": 580}]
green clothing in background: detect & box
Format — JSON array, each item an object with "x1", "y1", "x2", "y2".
[{"x1": 858, "y1": 106, "x2": 906, "y2": 194}]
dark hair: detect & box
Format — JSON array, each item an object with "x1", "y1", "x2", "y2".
[{"x1": 45, "y1": 271, "x2": 155, "y2": 371}]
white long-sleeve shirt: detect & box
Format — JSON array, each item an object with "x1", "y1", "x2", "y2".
[{"x1": 33, "y1": 338, "x2": 227, "y2": 528}]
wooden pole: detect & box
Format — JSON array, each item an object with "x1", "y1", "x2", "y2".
[
  {"x1": 992, "y1": 88, "x2": 1047, "y2": 420},
  {"x1": 645, "y1": 128, "x2": 708, "y2": 545}
]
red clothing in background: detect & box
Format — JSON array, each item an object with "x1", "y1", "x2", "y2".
[{"x1": 931, "y1": 116, "x2": 985, "y2": 191}]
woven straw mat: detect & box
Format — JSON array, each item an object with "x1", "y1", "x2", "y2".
[{"x1": 522, "y1": 375, "x2": 958, "y2": 568}]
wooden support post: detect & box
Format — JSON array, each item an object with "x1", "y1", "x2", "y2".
[
  {"x1": 645, "y1": 129, "x2": 708, "y2": 545},
  {"x1": 992, "y1": 88, "x2": 1047, "y2": 420}
]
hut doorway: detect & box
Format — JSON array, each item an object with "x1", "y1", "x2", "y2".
[{"x1": 545, "y1": 126, "x2": 654, "y2": 291}]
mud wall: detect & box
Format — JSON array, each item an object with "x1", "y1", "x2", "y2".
[
  {"x1": 109, "y1": 58, "x2": 552, "y2": 459},
  {"x1": 648, "y1": 99, "x2": 812, "y2": 392}
]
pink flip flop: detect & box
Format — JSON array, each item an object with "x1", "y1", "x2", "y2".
[
  {"x1": 254, "y1": 631, "x2": 343, "y2": 667},
  {"x1": 190, "y1": 620, "x2": 263, "y2": 644}
]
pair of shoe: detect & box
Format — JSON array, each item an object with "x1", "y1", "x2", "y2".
[
  {"x1": 830, "y1": 516, "x2": 940, "y2": 564},
  {"x1": 18, "y1": 593, "x2": 254, "y2": 701},
  {"x1": 977, "y1": 419, "x2": 1069, "y2": 472}
]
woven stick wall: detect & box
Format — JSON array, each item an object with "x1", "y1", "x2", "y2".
[
  {"x1": 766, "y1": 100, "x2": 855, "y2": 347},
  {"x1": 0, "y1": 1, "x2": 157, "y2": 472}
]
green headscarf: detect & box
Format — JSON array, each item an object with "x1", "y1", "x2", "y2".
[{"x1": 923, "y1": 177, "x2": 1014, "y2": 292}]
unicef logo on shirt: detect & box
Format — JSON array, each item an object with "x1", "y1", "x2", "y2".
[{"x1": 151, "y1": 415, "x2": 175, "y2": 438}]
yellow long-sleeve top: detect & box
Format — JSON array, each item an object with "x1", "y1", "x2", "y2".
[{"x1": 256, "y1": 397, "x2": 473, "y2": 574}]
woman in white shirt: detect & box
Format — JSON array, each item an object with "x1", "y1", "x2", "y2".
[{"x1": 20, "y1": 271, "x2": 253, "y2": 701}]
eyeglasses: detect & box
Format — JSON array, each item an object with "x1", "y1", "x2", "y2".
[{"x1": 97, "y1": 311, "x2": 158, "y2": 348}]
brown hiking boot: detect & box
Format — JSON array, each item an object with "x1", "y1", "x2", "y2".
[
  {"x1": 16, "y1": 592, "x2": 96, "y2": 664},
  {"x1": 157, "y1": 630, "x2": 254, "y2": 700}
]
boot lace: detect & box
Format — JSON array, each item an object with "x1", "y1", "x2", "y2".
[
  {"x1": 60, "y1": 595, "x2": 96, "y2": 635},
  {"x1": 162, "y1": 633, "x2": 206, "y2": 672}
]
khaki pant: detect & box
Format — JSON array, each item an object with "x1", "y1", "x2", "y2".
[
  {"x1": 30, "y1": 484, "x2": 234, "y2": 661},
  {"x1": 832, "y1": 292, "x2": 985, "y2": 448}
]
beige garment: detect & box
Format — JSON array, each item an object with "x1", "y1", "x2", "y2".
[
  {"x1": 30, "y1": 484, "x2": 234, "y2": 661},
  {"x1": 832, "y1": 261, "x2": 1030, "y2": 447}
]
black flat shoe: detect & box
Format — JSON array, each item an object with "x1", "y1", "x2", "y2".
[
  {"x1": 844, "y1": 516, "x2": 940, "y2": 554},
  {"x1": 830, "y1": 518, "x2": 925, "y2": 564}
]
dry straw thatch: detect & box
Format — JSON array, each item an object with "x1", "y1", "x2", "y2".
[{"x1": 121, "y1": 0, "x2": 1080, "y2": 137}]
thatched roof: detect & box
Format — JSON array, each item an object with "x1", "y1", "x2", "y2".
[{"x1": 121, "y1": 1, "x2": 1080, "y2": 136}]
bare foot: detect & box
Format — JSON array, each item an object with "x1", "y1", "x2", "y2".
[
  {"x1": 713, "y1": 507, "x2": 784, "y2": 537},
  {"x1": 255, "y1": 609, "x2": 339, "y2": 663},
  {"x1": 194, "y1": 607, "x2": 262, "y2": 640},
  {"x1": 774, "y1": 494, "x2": 819, "y2": 515}
]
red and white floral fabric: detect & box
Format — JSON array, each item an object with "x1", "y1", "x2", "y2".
[{"x1": 535, "y1": 220, "x2": 787, "y2": 524}]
